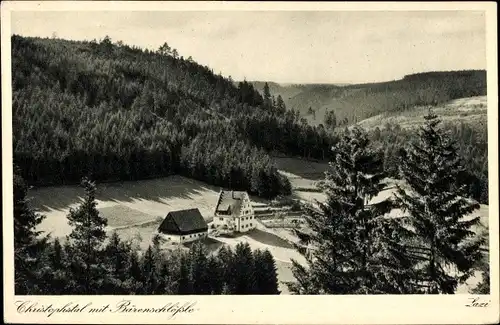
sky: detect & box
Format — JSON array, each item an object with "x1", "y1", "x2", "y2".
[{"x1": 11, "y1": 10, "x2": 486, "y2": 84}]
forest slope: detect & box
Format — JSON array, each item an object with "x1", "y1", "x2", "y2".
[
  {"x1": 256, "y1": 71, "x2": 486, "y2": 127},
  {"x1": 12, "y1": 35, "x2": 335, "y2": 198}
]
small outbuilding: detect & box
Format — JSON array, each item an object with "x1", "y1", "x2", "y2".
[{"x1": 157, "y1": 208, "x2": 208, "y2": 243}]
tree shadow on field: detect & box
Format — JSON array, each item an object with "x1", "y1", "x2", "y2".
[
  {"x1": 182, "y1": 237, "x2": 225, "y2": 253},
  {"x1": 29, "y1": 175, "x2": 221, "y2": 213},
  {"x1": 246, "y1": 229, "x2": 294, "y2": 249}
]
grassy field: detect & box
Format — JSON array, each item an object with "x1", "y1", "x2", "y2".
[{"x1": 30, "y1": 175, "x2": 222, "y2": 238}]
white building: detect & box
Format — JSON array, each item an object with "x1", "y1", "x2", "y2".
[
  {"x1": 157, "y1": 208, "x2": 208, "y2": 243},
  {"x1": 213, "y1": 190, "x2": 256, "y2": 233}
]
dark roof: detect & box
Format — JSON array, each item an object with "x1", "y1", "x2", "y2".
[
  {"x1": 158, "y1": 208, "x2": 208, "y2": 235},
  {"x1": 214, "y1": 190, "x2": 247, "y2": 216}
]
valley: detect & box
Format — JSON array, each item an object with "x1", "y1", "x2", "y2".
[{"x1": 12, "y1": 34, "x2": 490, "y2": 296}]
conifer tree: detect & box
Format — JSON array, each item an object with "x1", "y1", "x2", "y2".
[
  {"x1": 231, "y1": 242, "x2": 257, "y2": 294},
  {"x1": 13, "y1": 170, "x2": 48, "y2": 294},
  {"x1": 176, "y1": 252, "x2": 193, "y2": 294},
  {"x1": 128, "y1": 249, "x2": 143, "y2": 289},
  {"x1": 45, "y1": 238, "x2": 69, "y2": 294},
  {"x1": 254, "y1": 249, "x2": 280, "y2": 294},
  {"x1": 216, "y1": 245, "x2": 234, "y2": 291},
  {"x1": 395, "y1": 112, "x2": 483, "y2": 294},
  {"x1": 157, "y1": 260, "x2": 173, "y2": 294},
  {"x1": 263, "y1": 82, "x2": 272, "y2": 109},
  {"x1": 142, "y1": 245, "x2": 160, "y2": 294},
  {"x1": 188, "y1": 242, "x2": 211, "y2": 294},
  {"x1": 288, "y1": 127, "x2": 413, "y2": 294},
  {"x1": 207, "y1": 254, "x2": 224, "y2": 294},
  {"x1": 103, "y1": 232, "x2": 133, "y2": 293},
  {"x1": 66, "y1": 177, "x2": 108, "y2": 294},
  {"x1": 276, "y1": 95, "x2": 286, "y2": 114}
]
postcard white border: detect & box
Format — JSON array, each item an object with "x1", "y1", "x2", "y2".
[{"x1": 2, "y1": 1, "x2": 499, "y2": 324}]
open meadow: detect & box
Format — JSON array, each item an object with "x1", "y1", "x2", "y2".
[{"x1": 29, "y1": 173, "x2": 308, "y2": 293}]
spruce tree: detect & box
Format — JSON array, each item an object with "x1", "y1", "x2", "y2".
[
  {"x1": 216, "y1": 245, "x2": 234, "y2": 292},
  {"x1": 103, "y1": 232, "x2": 133, "y2": 293},
  {"x1": 188, "y1": 242, "x2": 211, "y2": 294},
  {"x1": 127, "y1": 249, "x2": 143, "y2": 292},
  {"x1": 254, "y1": 249, "x2": 280, "y2": 294},
  {"x1": 276, "y1": 95, "x2": 286, "y2": 114},
  {"x1": 13, "y1": 170, "x2": 49, "y2": 294},
  {"x1": 263, "y1": 82, "x2": 272, "y2": 109},
  {"x1": 142, "y1": 245, "x2": 160, "y2": 294},
  {"x1": 395, "y1": 112, "x2": 483, "y2": 294},
  {"x1": 66, "y1": 177, "x2": 108, "y2": 294},
  {"x1": 44, "y1": 238, "x2": 69, "y2": 294},
  {"x1": 232, "y1": 242, "x2": 257, "y2": 294},
  {"x1": 207, "y1": 254, "x2": 223, "y2": 294},
  {"x1": 288, "y1": 126, "x2": 413, "y2": 294},
  {"x1": 176, "y1": 252, "x2": 193, "y2": 294}
]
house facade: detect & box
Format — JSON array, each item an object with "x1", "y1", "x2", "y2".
[
  {"x1": 213, "y1": 190, "x2": 256, "y2": 233},
  {"x1": 157, "y1": 208, "x2": 208, "y2": 243}
]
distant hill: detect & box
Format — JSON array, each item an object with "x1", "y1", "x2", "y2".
[
  {"x1": 250, "y1": 81, "x2": 304, "y2": 103},
  {"x1": 254, "y1": 71, "x2": 487, "y2": 127}
]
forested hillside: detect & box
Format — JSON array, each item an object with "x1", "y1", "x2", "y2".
[
  {"x1": 251, "y1": 73, "x2": 489, "y2": 204},
  {"x1": 12, "y1": 35, "x2": 335, "y2": 198},
  {"x1": 262, "y1": 71, "x2": 486, "y2": 126}
]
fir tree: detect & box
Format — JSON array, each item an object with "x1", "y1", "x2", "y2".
[
  {"x1": 103, "y1": 232, "x2": 133, "y2": 293},
  {"x1": 129, "y1": 250, "x2": 143, "y2": 283},
  {"x1": 395, "y1": 112, "x2": 484, "y2": 294},
  {"x1": 254, "y1": 249, "x2": 280, "y2": 294},
  {"x1": 263, "y1": 82, "x2": 272, "y2": 109},
  {"x1": 188, "y1": 242, "x2": 211, "y2": 294},
  {"x1": 207, "y1": 254, "x2": 223, "y2": 294},
  {"x1": 142, "y1": 245, "x2": 161, "y2": 294},
  {"x1": 216, "y1": 245, "x2": 234, "y2": 291},
  {"x1": 288, "y1": 127, "x2": 413, "y2": 294},
  {"x1": 45, "y1": 238, "x2": 69, "y2": 294},
  {"x1": 232, "y1": 242, "x2": 257, "y2": 294},
  {"x1": 176, "y1": 252, "x2": 193, "y2": 294},
  {"x1": 66, "y1": 177, "x2": 108, "y2": 294},
  {"x1": 276, "y1": 95, "x2": 286, "y2": 114},
  {"x1": 13, "y1": 170, "x2": 48, "y2": 294}
]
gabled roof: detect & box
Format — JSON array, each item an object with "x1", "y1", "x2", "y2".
[
  {"x1": 214, "y1": 190, "x2": 247, "y2": 217},
  {"x1": 158, "y1": 208, "x2": 208, "y2": 235}
]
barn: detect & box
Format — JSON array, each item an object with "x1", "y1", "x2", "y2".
[{"x1": 157, "y1": 208, "x2": 208, "y2": 243}]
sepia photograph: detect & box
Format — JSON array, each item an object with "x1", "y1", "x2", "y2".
[{"x1": 2, "y1": 1, "x2": 498, "y2": 324}]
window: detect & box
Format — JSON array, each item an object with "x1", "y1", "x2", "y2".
[
  {"x1": 250, "y1": 223, "x2": 253, "y2": 226},
  {"x1": 219, "y1": 217, "x2": 224, "y2": 221}
]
